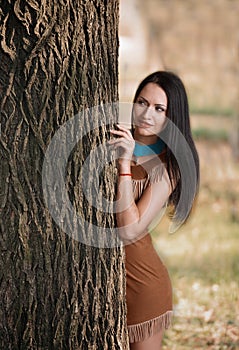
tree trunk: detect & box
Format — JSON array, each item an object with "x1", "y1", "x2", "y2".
[{"x1": 0, "y1": 1, "x2": 129, "y2": 349}]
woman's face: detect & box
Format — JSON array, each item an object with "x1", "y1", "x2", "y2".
[{"x1": 133, "y1": 83, "x2": 168, "y2": 142}]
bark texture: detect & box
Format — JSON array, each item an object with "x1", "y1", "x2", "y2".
[{"x1": 0, "y1": 1, "x2": 129, "y2": 349}]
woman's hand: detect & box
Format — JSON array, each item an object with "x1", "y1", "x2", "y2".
[{"x1": 109, "y1": 124, "x2": 135, "y2": 161}]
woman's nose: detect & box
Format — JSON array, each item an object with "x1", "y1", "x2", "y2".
[{"x1": 143, "y1": 106, "x2": 154, "y2": 119}]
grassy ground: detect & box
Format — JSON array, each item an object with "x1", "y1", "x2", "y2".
[{"x1": 151, "y1": 139, "x2": 239, "y2": 349}]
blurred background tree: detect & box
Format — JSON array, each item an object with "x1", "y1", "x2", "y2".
[{"x1": 120, "y1": 0, "x2": 238, "y2": 114}]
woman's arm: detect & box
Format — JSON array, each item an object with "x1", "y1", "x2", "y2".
[
  {"x1": 109, "y1": 125, "x2": 171, "y2": 243},
  {"x1": 116, "y1": 159, "x2": 171, "y2": 242}
]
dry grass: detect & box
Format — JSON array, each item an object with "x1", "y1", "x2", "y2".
[{"x1": 151, "y1": 140, "x2": 239, "y2": 349}]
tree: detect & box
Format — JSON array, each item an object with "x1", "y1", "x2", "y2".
[{"x1": 0, "y1": 1, "x2": 129, "y2": 349}]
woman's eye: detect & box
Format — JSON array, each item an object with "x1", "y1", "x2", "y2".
[
  {"x1": 156, "y1": 106, "x2": 165, "y2": 112},
  {"x1": 137, "y1": 100, "x2": 146, "y2": 106}
]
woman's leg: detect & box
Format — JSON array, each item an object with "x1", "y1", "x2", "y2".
[{"x1": 129, "y1": 329, "x2": 164, "y2": 350}]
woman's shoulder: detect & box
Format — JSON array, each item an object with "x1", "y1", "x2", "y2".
[{"x1": 131, "y1": 150, "x2": 168, "y2": 182}]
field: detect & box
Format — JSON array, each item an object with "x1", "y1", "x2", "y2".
[{"x1": 152, "y1": 131, "x2": 239, "y2": 349}]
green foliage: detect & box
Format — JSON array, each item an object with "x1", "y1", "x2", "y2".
[
  {"x1": 190, "y1": 106, "x2": 235, "y2": 118},
  {"x1": 192, "y1": 128, "x2": 229, "y2": 141}
]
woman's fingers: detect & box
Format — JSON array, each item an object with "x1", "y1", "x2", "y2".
[
  {"x1": 115, "y1": 124, "x2": 132, "y2": 135},
  {"x1": 108, "y1": 137, "x2": 132, "y2": 147},
  {"x1": 108, "y1": 125, "x2": 135, "y2": 161},
  {"x1": 110, "y1": 130, "x2": 131, "y2": 140},
  {"x1": 109, "y1": 139, "x2": 134, "y2": 160},
  {"x1": 110, "y1": 124, "x2": 133, "y2": 140},
  {"x1": 108, "y1": 125, "x2": 135, "y2": 159}
]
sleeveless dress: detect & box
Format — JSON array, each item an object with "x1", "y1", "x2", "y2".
[{"x1": 125, "y1": 152, "x2": 173, "y2": 343}]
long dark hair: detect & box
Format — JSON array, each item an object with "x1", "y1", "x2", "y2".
[{"x1": 132, "y1": 71, "x2": 200, "y2": 231}]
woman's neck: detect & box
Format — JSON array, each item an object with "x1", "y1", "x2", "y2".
[
  {"x1": 132, "y1": 137, "x2": 165, "y2": 165},
  {"x1": 134, "y1": 133, "x2": 158, "y2": 145}
]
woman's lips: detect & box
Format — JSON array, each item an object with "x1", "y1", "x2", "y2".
[{"x1": 138, "y1": 122, "x2": 153, "y2": 128}]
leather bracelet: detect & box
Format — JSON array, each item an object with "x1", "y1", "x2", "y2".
[{"x1": 119, "y1": 173, "x2": 132, "y2": 177}]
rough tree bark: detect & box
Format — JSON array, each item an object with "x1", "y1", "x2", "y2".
[{"x1": 0, "y1": 1, "x2": 129, "y2": 349}]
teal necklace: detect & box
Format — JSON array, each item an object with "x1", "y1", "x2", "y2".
[{"x1": 133, "y1": 138, "x2": 166, "y2": 164}]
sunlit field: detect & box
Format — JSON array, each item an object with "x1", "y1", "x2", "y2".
[{"x1": 152, "y1": 138, "x2": 239, "y2": 349}]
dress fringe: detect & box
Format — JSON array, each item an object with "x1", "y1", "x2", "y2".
[
  {"x1": 132, "y1": 164, "x2": 164, "y2": 200},
  {"x1": 127, "y1": 310, "x2": 173, "y2": 343}
]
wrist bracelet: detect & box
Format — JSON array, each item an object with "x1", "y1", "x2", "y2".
[{"x1": 119, "y1": 173, "x2": 132, "y2": 177}]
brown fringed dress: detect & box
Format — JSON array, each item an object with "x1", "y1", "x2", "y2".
[{"x1": 125, "y1": 152, "x2": 173, "y2": 343}]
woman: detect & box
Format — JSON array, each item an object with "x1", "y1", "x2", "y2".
[{"x1": 109, "y1": 71, "x2": 199, "y2": 349}]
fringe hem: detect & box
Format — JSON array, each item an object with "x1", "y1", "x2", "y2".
[{"x1": 127, "y1": 310, "x2": 173, "y2": 343}]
